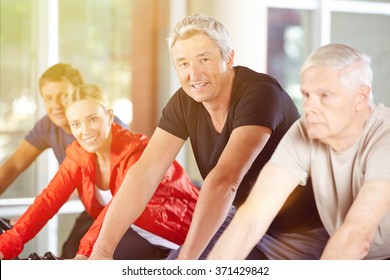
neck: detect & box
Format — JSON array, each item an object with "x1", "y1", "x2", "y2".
[
  {"x1": 203, "y1": 69, "x2": 235, "y2": 132},
  {"x1": 330, "y1": 106, "x2": 372, "y2": 152},
  {"x1": 95, "y1": 132, "x2": 113, "y2": 164},
  {"x1": 61, "y1": 124, "x2": 72, "y2": 135}
]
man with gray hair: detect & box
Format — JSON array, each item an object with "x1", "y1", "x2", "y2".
[
  {"x1": 208, "y1": 43, "x2": 390, "y2": 260},
  {"x1": 90, "y1": 14, "x2": 328, "y2": 260}
]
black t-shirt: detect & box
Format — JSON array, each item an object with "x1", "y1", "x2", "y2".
[{"x1": 158, "y1": 66, "x2": 322, "y2": 232}]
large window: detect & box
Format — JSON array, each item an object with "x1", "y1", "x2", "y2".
[
  {"x1": 0, "y1": 0, "x2": 136, "y2": 257},
  {"x1": 266, "y1": 0, "x2": 390, "y2": 113},
  {"x1": 0, "y1": 0, "x2": 37, "y2": 198},
  {"x1": 331, "y1": 11, "x2": 390, "y2": 105},
  {"x1": 58, "y1": 0, "x2": 134, "y2": 125},
  {"x1": 267, "y1": 8, "x2": 313, "y2": 113}
]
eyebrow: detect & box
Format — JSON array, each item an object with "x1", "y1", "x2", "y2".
[
  {"x1": 68, "y1": 113, "x2": 97, "y2": 122},
  {"x1": 174, "y1": 51, "x2": 213, "y2": 63}
]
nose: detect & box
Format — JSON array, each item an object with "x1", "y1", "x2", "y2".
[
  {"x1": 302, "y1": 95, "x2": 318, "y2": 116},
  {"x1": 79, "y1": 121, "x2": 91, "y2": 135},
  {"x1": 189, "y1": 63, "x2": 202, "y2": 81},
  {"x1": 52, "y1": 95, "x2": 64, "y2": 108}
]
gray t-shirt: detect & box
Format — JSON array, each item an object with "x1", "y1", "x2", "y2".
[{"x1": 270, "y1": 104, "x2": 390, "y2": 259}]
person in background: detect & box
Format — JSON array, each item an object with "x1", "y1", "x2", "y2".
[
  {"x1": 89, "y1": 14, "x2": 328, "y2": 260},
  {"x1": 207, "y1": 43, "x2": 390, "y2": 260},
  {"x1": 0, "y1": 63, "x2": 126, "y2": 258},
  {"x1": 0, "y1": 83, "x2": 199, "y2": 260}
]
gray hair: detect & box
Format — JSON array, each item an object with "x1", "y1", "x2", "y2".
[
  {"x1": 301, "y1": 44, "x2": 373, "y2": 93},
  {"x1": 168, "y1": 14, "x2": 233, "y2": 61}
]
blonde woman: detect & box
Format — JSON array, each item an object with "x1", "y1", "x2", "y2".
[{"x1": 0, "y1": 84, "x2": 199, "y2": 260}]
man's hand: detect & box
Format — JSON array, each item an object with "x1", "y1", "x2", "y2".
[{"x1": 72, "y1": 254, "x2": 88, "y2": 260}]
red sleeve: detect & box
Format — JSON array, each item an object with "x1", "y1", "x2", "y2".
[
  {"x1": 76, "y1": 201, "x2": 111, "y2": 257},
  {"x1": 0, "y1": 158, "x2": 77, "y2": 260}
]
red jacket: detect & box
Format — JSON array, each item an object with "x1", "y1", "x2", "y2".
[{"x1": 0, "y1": 124, "x2": 199, "y2": 259}]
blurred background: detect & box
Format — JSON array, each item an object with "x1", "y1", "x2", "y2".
[{"x1": 1, "y1": 0, "x2": 390, "y2": 258}]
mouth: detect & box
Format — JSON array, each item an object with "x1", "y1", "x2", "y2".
[
  {"x1": 52, "y1": 111, "x2": 66, "y2": 118},
  {"x1": 191, "y1": 82, "x2": 208, "y2": 89},
  {"x1": 82, "y1": 135, "x2": 98, "y2": 144}
]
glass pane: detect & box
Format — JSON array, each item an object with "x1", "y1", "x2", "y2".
[
  {"x1": 331, "y1": 12, "x2": 390, "y2": 106},
  {"x1": 267, "y1": 8, "x2": 314, "y2": 113},
  {"x1": 345, "y1": 0, "x2": 390, "y2": 2},
  {"x1": 0, "y1": 0, "x2": 37, "y2": 198},
  {"x1": 58, "y1": 0, "x2": 133, "y2": 125}
]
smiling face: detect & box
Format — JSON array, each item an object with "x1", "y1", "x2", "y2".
[
  {"x1": 301, "y1": 65, "x2": 367, "y2": 148},
  {"x1": 41, "y1": 79, "x2": 73, "y2": 129},
  {"x1": 171, "y1": 33, "x2": 234, "y2": 105},
  {"x1": 66, "y1": 99, "x2": 113, "y2": 154}
]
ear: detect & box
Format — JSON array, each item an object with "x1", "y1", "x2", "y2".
[
  {"x1": 356, "y1": 85, "x2": 371, "y2": 110},
  {"x1": 226, "y1": 50, "x2": 234, "y2": 69},
  {"x1": 107, "y1": 108, "x2": 114, "y2": 125}
]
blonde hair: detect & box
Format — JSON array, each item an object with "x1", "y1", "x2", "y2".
[{"x1": 64, "y1": 83, "x2": 111, "y2": 112}]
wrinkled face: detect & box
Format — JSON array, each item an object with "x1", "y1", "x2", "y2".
[
  {"x1": 41, "y1": 80, "x2": 73, "y2": 128},
  {"x1": 66, "y1": 99, "x2": 113, "y2": 154},
  {"x1": 301, "y1": 65, "x2": 361, "y2": 145},
  {"x1": 171, "y1": 33, "x2": 233, "y2": 104}
]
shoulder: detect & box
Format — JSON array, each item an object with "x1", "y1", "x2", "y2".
[
  {"x1": 371, "y1": 104, "x2": 390, "y2": 124},
  {"x1": 111, "y1": 123, "x2": 148, "y2": 155},
  {"x1": 358, "y1": 104, "x2": 390, "y2": 159},
  {"x1": 25, "y1": 115, "x2": 57, "y2": 148},
  {"x1": 232, "y1": 66, "x2": 290, "y2": 103},
  {"x1": 364, "y1": 104, "x2": 390, "y2": 139},
  {"x1": 234, "y1": 66, "x2": 283, "y2": 88},
  {"x1": 65, "y1": 141, "x2": 85, "y2": 160},
  {"x1": 29, "y1": 115, "x2": 53, "y2": 132}
]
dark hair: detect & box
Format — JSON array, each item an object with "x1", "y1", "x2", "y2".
[{"x1": 38, "y1": 63, "x2": 84, "y2": 91}]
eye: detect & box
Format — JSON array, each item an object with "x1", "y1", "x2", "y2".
[
  {"x1": 301, "y1": 91, "x2": 309, "y2": 99},
  {"x1": 200, "y1": 57, "x2": 210, "y2": 63},
  {"x1": 60, "y1": 93, "x2": 68, "y2": 103},
  {"x1": 90, "y1": 116, "x2": 98, "y2": 122},
  {"x1": 320, "y1": 92, "x2": 331, "y2": 101},
  {"x1": 70, "y1": 122, "x2": 80, "y2": 129},
  {"x1": 178, "y1": 62, "x2": 189, "y2": 69},
  {"x1": 43, "y1": 96, "x2": 52, "y2": 102}
]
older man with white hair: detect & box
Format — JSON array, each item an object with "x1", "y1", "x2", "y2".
[{"x1": 208, "y1": 43, "x2": 390, "y2": 260}]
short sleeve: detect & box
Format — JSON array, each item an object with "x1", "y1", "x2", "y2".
[
  {"x1": 364, "y1": 123, "x2": 390, "y2": 181},
  {"x1": 24, "y1": 115, "x2": 51, "y2": 150},
  {"x1": 269, "y1": 119, "x2": 311, "y2": 185},
  {"x1": 158, "y1": 90, "x2": 189, "y2": 140},
  {"x1": 232, "y1": 81, "x2": 287, "y2": 131}
]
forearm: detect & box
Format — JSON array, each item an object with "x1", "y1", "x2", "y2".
[
  {"x1": 178, "y1": 182, "x2": 236, "y2": 260},
  {"x1": 320, "y1": 224, "x2": 372, "y2": 259},
  {"x1": 90, "y1": 169, "x2": 160, "y2": 259},
  {"x1": 321, "y1": 180, "x2": 390, "y2": 260},
  {"x1": 208, "y1": 163, "x2": 300, "y2": 259},
  {"x1": 89, "y1": 195, "x2": 134, "y2": 259},
  {"x1": 0, "y1": 140, "x2": 41, "y2": 195},
  {"x1": 0, "y1": 165, "x2": 19, "y2": 195},
  {"x1": 207, "y1": 204, "x2": 267, "y2": 259}
]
